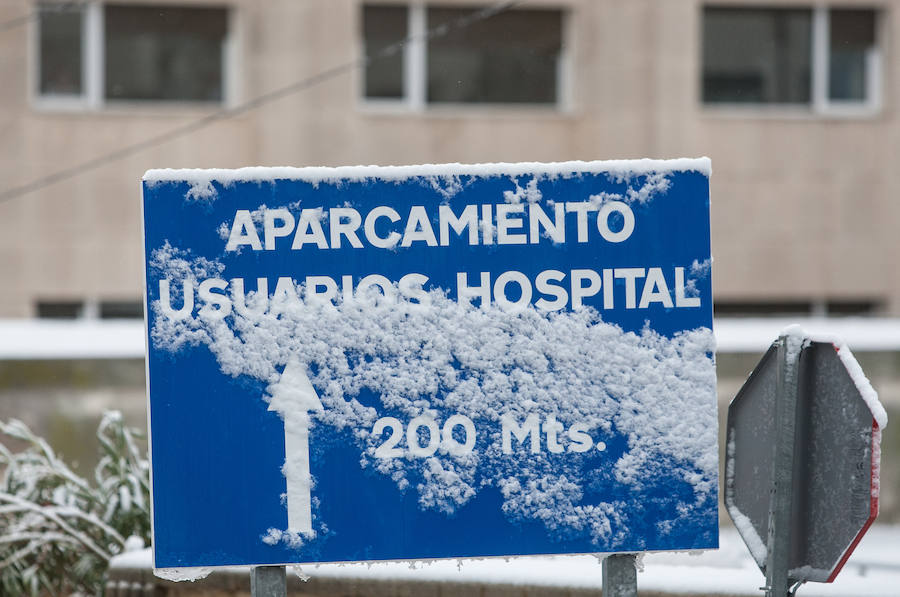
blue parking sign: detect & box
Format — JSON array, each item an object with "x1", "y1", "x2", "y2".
[{"x1": 142, "y1": 159, "x2": 717, "y2": 569}]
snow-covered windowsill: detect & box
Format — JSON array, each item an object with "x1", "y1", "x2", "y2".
[{"x1": 2, "y1": 317, "x2": 900, "y2": 360}]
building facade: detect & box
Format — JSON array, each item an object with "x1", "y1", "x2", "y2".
[
  {"x1": 0, "y1": 0, "x2": 897, "y2": 319},
  {"x1": 1, "y1": 0, "x2": 899, "y2": 523}
]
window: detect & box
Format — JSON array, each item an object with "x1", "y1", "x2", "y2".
[
  {"x1": 702, "y1": 6, "x2": 880, "y2": 113},
  {"x1": 36, "y1": 2, "x2": 229, "y2": 106},
  {"x1": 829, "y1": 10, "x2": 877, "y2": 102},
  {"x1": 35, "y1": 299, "x2": 144, "y2": 319},
  {"x1": 38, "y1": 4, "x2": 84, "y2": 97},
  {"x1": 714, "y1": 299, "x2": 882, "y2": 318},
  {"x1": 362, "y1": 4, "x2": 565, "y2": 108},
  {"x1": 703, "y1": 8, "x2": 812, "y2": 104},
  {"x1": 36, "y1": 300, "x2": 84, "y2": 319},
  {"x1": 99, "y1": 300, "x2": 144, "y2": 319},
  {"x1": 363, "y1": 5, "x2": 407, "y2": 99}
]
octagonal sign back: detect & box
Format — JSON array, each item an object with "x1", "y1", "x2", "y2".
[{"x1": 725, "y1": 338, "x2": 884, "y2": 583}]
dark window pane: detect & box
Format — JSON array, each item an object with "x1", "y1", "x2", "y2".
[
  {"x1": 36, "y1": 301, "x2": 83, "y2": 319},
  {"x1": 826, "y1": 299, "x2": 880, "y2": 316},
  {"x1": 104, "y1": 5, "x2": 227, "y2": 102},
  {"x1": 427, "y1": 7, "x2": 562, "y2": 104},
  {"x1": 100, "y1": 300, "x2": 144, "y2": 319},
  {"x1": 39, "y1": 5, "x2": 83, "y2": 96},
  {"x1": 714, "y1": 301, "x2": 813, "y2": 318},
  {"x1": 703, "y1": 7, "x2": 811, "y2": 104},
  {"x1": 829, "y1": 9, "x2": 876, "y2": 101},
  {"x1": 363, "y1": 5, "x2": 407, "y2": 99}
]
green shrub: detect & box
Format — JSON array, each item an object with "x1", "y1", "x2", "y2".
[{"x1": 0, "y1": 412, "x2": 150, "y2": 596}]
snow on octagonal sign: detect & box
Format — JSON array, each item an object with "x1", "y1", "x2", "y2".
[{"x1": 141, "y1": 159, "x2": 717, "y2": 570}]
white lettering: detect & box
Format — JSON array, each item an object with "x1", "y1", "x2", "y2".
[
  {"x1": 305, "y1": 275, "x2": 339, "y2": 304},
  {"x1": 535, "y1": 269, "x2": 568, "y2": 311},
  {"x1": 363, "y1": 206, "x2": 401, "y2": 249},
  {"x1": 407, "y1": 415, "x2": 440, "y2": 457},
  {"x1": 226, "y1": 210, "x2": 262, "y2": 251},
  {"x1": 493, "y1": 271, "x2": 532, "y2": 312},
  {"x1": 401, "y1": 206, "x2": 438, "y2": 247},
  {"x1": 614, "y1": 268, "x2": 645, "y2": 309},
  {"x1": 439, "y1": 204, "x2": 479, "y2": 246},
  {"x1": 198, "y1": 278, "x2": 232, "y2": 320},
  {"x1": 357, "y1": 274, "x2": 395, "y2": 304},
  {"x1": 457, "y1": 272, "x2": 491, "y2": 307},
  {"x1": 565, "y1": 202, "x2": 597, "y2": 243},
  {"x1": 496, "y1": 203, "x2": 527, "y2": 244},
  {"x1": 481, "y1": 204, "x2": 494, "y2": 244},
  {"x1": 571, "y1": 269, "x2": 602, "y2": 309},
  {"x1": 529, "y1": 202, "x2": 566, "y2": 244},
  {"x1": 264, "y1": 208, "x2": 295, "y2": 250},
  {"x1": 231, "y1": 277, "x2": 268, "y2": 317},
  {"x1": 291, "y1": 209, "x2": 328, "y2": 249},
  {"x1": 501, "y1": 414, "x2": 540, "y2": 454},
  {"x1": 398, "y1": 273, "x2": 430, "y2": 306},
  {"x1": 675, "y1": 267, "x2": 702, "y2": 307},
  {"x1": 639, "y1": 267, "x2": 674, "y2": 309},
  {"x1": 441, "y1": 414, "x2": 476, "y2": 456},
  {"x1": 596, "y1": 201, "x2": 635, "y2": 243},
  {"x1": 329, "y1": 207, "x2": 363, "y2": 249},
  {"x1": 159, "y1": 279, "x2": 194, "y2": 320},
  {"x1": 543, "y1": 415, "x2": 564, "y2": 454},
  {"x1": 567, "y1": 423, "x2": 594, "y2": 453},
  {"x1": 271, "y1": 276, "x2": 301, "y2": 314}
]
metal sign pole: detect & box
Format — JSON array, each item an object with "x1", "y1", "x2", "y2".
[
  {"x1": 251, "y1": 565, "x2": 286, "y2": 597},
  {"x1": 602, "y1": 553, "x2": 638, "y2": 597},
  {"x1": 764, "y1": 335, "x2": 801, "y2": 597}
]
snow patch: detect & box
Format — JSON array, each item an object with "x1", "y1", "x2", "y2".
[
  {"x1": 143, "y1": 158, "x2": 712, "y2": 188},
  {"x1": 262, "y1": 528, "x2": 314, "y2": 549},
  {"x1": 833, "y1": 342, "x2": 888, "y2": 429},
  {"x1": 725, "y1": 435, "x2": 767, "y2": 567},
  {"x1": 426, "y1": 174, "x2": 466, "y2": 199},
  {"x1": 154, "y1": 567, "x2": 213, "y2": 582},
  {"x1": 150, "y1": 266, "x2": 718, "y2": 547},
  {"x1": 503, "y1": 177, "x2": 542, "y2": 204},
  {"x1": 728, "y1": 508, "x2": 766, "y2": 568},
  {"x1": 185, "y1": 180, "x2": 217, "y2": 201},
  {"x1": 781, "y1": 325, "x2": 887, "y2": 429}
]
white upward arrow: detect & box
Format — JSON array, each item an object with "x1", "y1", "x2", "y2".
[{"x1": 267, "y1": 356, "x2": 323, "y2": 534}]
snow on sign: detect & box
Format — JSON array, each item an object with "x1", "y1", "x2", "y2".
[{"x1": 141, "y1": 159, "x2": 717, "y2": 570}]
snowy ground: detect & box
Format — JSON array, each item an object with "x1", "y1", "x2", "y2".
[{"x1": 109, "y1": 525, "x2": 900, "y2": 596}]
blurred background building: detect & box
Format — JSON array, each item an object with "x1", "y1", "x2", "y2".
[{"x1": 0, "y1": 0, "x2": 897, "y2": 521}]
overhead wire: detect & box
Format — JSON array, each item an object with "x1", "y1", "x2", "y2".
[{"x1": 0, "y1": 1, "x2": 522, "y2": 204}]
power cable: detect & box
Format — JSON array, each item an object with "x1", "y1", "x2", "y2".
[{"x1": 0, "y1": 1, "x2": 522, "y2": 204}]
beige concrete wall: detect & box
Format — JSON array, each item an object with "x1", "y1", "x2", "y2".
[{"x1": 1, "y1": 0, "x2": 898, "y2": 316}]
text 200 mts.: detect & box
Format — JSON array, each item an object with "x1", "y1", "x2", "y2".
[{"x1": 372, "y1": 414, "x2": 607, "y2": 458}]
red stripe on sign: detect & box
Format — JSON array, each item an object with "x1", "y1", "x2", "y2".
[{"x1": 826, "y1": 419, "x2": 881, "y2": 583}]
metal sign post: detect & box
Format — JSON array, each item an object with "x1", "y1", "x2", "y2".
[
  {"x1": 251, "y1": 565, "x2": 286, "y2": 597},
  {"x1": 764, "y1": 335, "x2": 801, "y2": 597},
  {"x1": 602, "y1": 554, "x2": 638, "y2": 597}
]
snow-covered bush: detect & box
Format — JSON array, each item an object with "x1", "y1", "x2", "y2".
[{"x1": 0, "y1": 411, "x2": 150, "y2": 596}]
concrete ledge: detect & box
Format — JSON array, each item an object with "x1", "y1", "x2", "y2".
[{"x1": 106, "y1": 563, "x2": 727, "y2": 597}]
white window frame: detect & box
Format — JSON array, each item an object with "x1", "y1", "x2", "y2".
[
  {"x1": 32, "y1": 1, "x2": 234, "y2": 111},
  {"x1": 812, "y1": 6, "x2": 882, "y2": 116},
  {"x1": 703, "y1": 4, "x2": 882, "y2": 117},
  {"x1": 360, "y1": 3, "x2": 571, "y2": 113}
]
